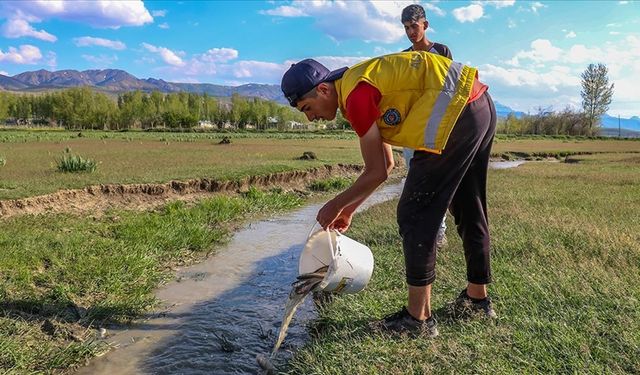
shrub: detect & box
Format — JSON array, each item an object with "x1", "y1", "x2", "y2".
[{"x1": 56, "y1": 150, "x2": 97, "y2": 173}]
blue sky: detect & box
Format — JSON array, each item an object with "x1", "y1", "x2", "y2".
[{"x1": 0, "y1": 1, "x2": 639, "y2": 116}]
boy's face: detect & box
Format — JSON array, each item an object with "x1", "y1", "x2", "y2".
[
  {"x1": 295, "y1": 83, "x2": 338, "y2": 122},
  {"x1": 403, "y1": 18, "x2": 428, "y2": 44}
]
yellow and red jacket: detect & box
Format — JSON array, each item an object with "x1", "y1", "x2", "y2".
[{"x1": 335, "y1": 51, "x2": 477, "y2": 154}]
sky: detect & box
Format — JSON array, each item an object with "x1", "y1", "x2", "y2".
[{"x1": 0, "y1": 1, "x2": 639, "y2": 117}]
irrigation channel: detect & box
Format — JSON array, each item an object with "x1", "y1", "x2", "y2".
[{"x1": 77, "y1": 161, "x2": 522, "y2": 375}]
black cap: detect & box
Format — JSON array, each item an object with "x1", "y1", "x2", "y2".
[{"x1": 281, "y1": 59, "x2": 347, "y2": 107}]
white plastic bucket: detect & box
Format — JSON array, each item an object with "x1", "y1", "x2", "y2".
[{"x1": 299, "y1": 229, "x2": 374, "y2": 294}]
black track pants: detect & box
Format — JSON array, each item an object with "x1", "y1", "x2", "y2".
[{"x1": 397, "y1": 92, "x2": 497, "y2": 286}]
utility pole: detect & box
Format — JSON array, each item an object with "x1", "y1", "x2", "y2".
[{"x1": 619, "y1": 114, "x2": 621, "y2": 138}]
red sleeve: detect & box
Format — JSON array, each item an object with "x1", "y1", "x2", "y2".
[{"x1": 344, "y1": 82, "x2": 382, "y2": 137}]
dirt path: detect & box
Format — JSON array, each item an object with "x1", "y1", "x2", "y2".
[{"x1": 0, "y1": 164, "x2": 363, "y2": 220}]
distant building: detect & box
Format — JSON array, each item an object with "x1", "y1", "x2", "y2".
[{"x1": 198, "y1": 120, "x2": 214, "y2": 128}]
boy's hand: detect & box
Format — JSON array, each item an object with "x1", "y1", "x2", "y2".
[
  {"x1": 329, "y1": 211, "x2": 353, "y2": 233},
  {"x1": 317, "y1": 199, "x2": 343, "y2": 230}
]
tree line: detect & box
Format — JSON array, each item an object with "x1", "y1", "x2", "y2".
[
  {"x1": 497, "y1": 63, "x2": 615, "y2": 137},
  {"x1": 0, "y1": 63, "x2": 615, "y2": 136},
  {"x1": 0, "y1": 87, "x2": 309, "y2": 130}
]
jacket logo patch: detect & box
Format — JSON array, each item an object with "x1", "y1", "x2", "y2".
[{"x1": 383, "y1": 108, "x2": 401, "y2": 126}]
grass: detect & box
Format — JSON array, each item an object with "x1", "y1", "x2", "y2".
[
  {"x1": 0, "y1": 187, "x2": 303, "y2": 373},
  {"x1": 286, "y1": 153, "x2": 640, "y2": 374},
  {"x1": 308, "y1": 176, "x2": 354, "y2": 192},
  {"x1": 1, "y1": 131, "x2": 639, "y2": 200},
  {"x1": 2, "y1": 135, "x2": 640, "y2": 373},
  {"x1": 56, "y1": 150, "x2": 97, "y2": 173},
  {"x1": 0, "y1": 131, "x2": 363, "y2": 199}
]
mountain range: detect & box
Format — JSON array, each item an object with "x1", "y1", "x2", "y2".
[
  {"x1": 1, "y1": 68, "x2": 638, "y2": 132},
  {"x1": 0, "y1": 68, "x2": 284, "y2": 103}
]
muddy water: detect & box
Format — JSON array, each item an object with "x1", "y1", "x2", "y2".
[
  {"x1": 489, "y1": 160, "x2": 526, "y2": 169},
  {"x1": 77, "y1": 182, "x2": 404, "y2": 375}
]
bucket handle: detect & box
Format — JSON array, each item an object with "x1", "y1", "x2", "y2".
[{"x1": 326, "y1": 228, "x2": 342, "y2": 261}]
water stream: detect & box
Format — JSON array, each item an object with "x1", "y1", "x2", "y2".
[
  {"x1": 77, "y1": 161, "x2": 522, "y2": 375},
  {"x1": 77, "y1": 182, "x2": 404, "y2": 375}
]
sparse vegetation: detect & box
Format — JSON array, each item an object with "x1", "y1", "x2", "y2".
[
  {"x1": 308, "y1": 176, "x2": 353, "y2": 192},
  {"x1": 0, "y1": 156, "x2": 5, "y2": 167},
  {"x1": 56, "y1": 150, "x2": 97, "y2": 173}
]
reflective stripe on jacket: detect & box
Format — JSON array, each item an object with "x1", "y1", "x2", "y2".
[{"x1": 335, "y1": 51, "x2": 477, "y2": 154}]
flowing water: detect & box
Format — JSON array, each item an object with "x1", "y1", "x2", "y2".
[
  {"x1": 255, "y1": 267, "x2": 326, "y2": 374},
  {"x1": 77, "y1": 182, "x2": 403, "y2": 375},
  {"x1": 489, "y1": 160, "x2": 526, "y2": 169},
  {"x1": 77, "y1": 161, "x2": 520, "y2": 375}
]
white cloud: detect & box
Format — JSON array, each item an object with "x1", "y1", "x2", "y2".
[
  {"x1": 483, "y1": 34, "x2": 640, "y2": 117},
  {"x1": 152, "y1": 9, "x2": 167, "y2": 17},
  {"x1": 0, "y1": 44, "x2": 42, "y2": 64},
  {"x1": 74, "y1": 36, "x2": 126, "y2": 50},
  {"x1": 565, "y1": 44, "x2": 603, "y2": 64},
  {"x1": 1, "y1": 18, "x2": 57, "y2": 42},
  {"x1": 0, "y1": 70, "x2": 9, "y2": 75},
  {"x1": 609, "y1": 31, "x2": 621, "y2": 35},
  {"x1": 46, "y1": 51, "x2": 56, "y2": 68},
  {"x1": 508, "y1": 18, "x2": 517, "y2": 28},
  {"x1": 230, "y1": 60, "x2": 283, "y2": 79},
  {"x1": 158, "y1": 22, "x2": 169, "y2": 29},
  {"x1": 618, "y1": 1, "x2": 629, "y2": 4},
  {"x1": 0, "y1": 1, "x2": 153, "y2": 29},
  {"x1": 423, "y1": 3, "x2": 446, "y2": 17},
  {"x1": 198, "y1": 48, "x2": 239, "y2": 63},
  {"x1": 82, "y1": 53, "x2": 118, "y2": 66},
  {"x1": 508, "y1": 39, "x2": 563, "y2": 66},
  {"x1": 260, "y1": 1, "x2": 410, "y2": 43},
  {"x1": 260, "y1": 5, "x2": 308, "y2": 17},
  {"x1": 141, "y1": 43, "x2": 185, "y2": 67},
  {"x1": 530, "y1": 2, "x2": 547, "y2": 13},
  {"x1": 452, "y1": 4, "x2": 484, "y2": 23},
  {"x1": 482, "y1": 0, "x2": 516, "y2": 9},
  {"x1": 566, "y1": 31, "x2": 576, "y2": 38}
]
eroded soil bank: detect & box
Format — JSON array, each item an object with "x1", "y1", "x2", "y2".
[{"x1": 0, "y1": 164, "x2": 362, "y2": 219}]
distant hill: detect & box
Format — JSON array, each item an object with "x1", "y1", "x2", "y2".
[
  {"x1": 494, "y1": 102, "x2": 526, "y2": 118},
  {"x1": 601, "y1": 114, "x2": 640, "y2": 132},
  {"x1": 1, "y1": 68, "x2": 285, "y2": 103},
  {"x1": 0, "y1": 73, "x2": 31, "y2": 90}
]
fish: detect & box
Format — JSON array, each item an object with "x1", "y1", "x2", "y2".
[{"x1": 256, "y1": 265, "x2": 330, "y2": 373}]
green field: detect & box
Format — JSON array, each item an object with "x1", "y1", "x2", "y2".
[
  {"x1": 288, "y1": 152, "x2": 640, "y2": 374},
  {"x1": 1, "y1": 132, "x2": 640, "y2": 373},
  {"x1": 0, "y1": 129, "x2": 364, "y2": 200}
]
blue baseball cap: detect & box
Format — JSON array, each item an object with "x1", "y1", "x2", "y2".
[{"x1": 281, "y1": 59, "x2": 348, "y2": 107}]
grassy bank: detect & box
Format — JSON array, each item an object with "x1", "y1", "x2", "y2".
[
  {"x1": 2, "y1": 131, "x2": 640, "y2": 200},
  {"x1": 0, "y1": 187, "x2": 304, "y2": 373},
  {"x1": 0, "y1": 131, "x2": 362, "y2": 199},
  {"x1": 287, "y1": 153, "x2": 640, "y2": 374}
]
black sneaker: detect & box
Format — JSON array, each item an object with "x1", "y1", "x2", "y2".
[
  {"x1": 452, "y1": 289, "x2": 497, "y2": 319},
  {"x1": 370, "y1": 307, "x2": 439, "y2": 338}
]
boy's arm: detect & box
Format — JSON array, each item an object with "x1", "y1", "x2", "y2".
[{"x1": 316, "y1": 124, "x2": 390, "y2": 229}]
